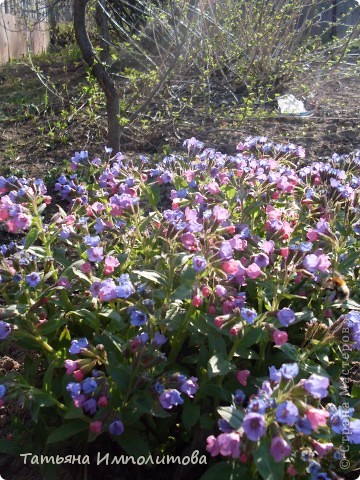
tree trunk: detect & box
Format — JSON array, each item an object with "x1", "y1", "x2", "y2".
[
  {"x1": 73, "y1": 0, "x2": 120, "y2": 152},
  {"x1": 95, "y1": 0, "x2": 110, "y2": 64}
]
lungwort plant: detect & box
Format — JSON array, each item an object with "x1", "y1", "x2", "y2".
[{"x1": 0, "y1": 138, "x2": 359, "y2": 479}]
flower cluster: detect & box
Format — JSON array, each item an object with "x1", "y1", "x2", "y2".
[{"x1": 0, "y1": 138, "x2": 358, "y2": 478}]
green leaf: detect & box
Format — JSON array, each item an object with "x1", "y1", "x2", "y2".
[
  {"x1": 133, "y1": 269, "x2": 168, "y2": 287},
  {"x1": 207, "y1": 355, "x2": 233, "y2": 378},
  {"x1": 46, "y1": 421, "x2": 89, "y2": 444},
  {"x1": 182, "y1": 400, "x2": 200, "y2": 430},
  {"x1": 217, "y1": 406, "x2": 244, "y2": 430},
  {"x1": 106, "y1": 364, "x2": 131, "y2": 391},
  {"x1": 200, "y1": 461, "x2": 249, "y2": 480},
  {"x1": 24, "y1": 228, "x2": 38, "y2": 249},
  {"x1": 253, "y1": 437, "x2": 284, "y2": 480},
  {"x1": 0, "y1": 439, "x2": 23, "y2": 455},
  {"x1": 278, "y1": 343, "x2": 299, "y2": 361},
  {"x1": 68, "y1": 309, "x2": 99, "y2": 330},
  {"x1": 117, "y1": 427, "x2": 150, "y2": 457},
  {"x1": 71, "y1": 268, "x2": 92, "y2": 285},
  {"x1": 338, "y1": 251, "x2": 360, "y2": 274}
]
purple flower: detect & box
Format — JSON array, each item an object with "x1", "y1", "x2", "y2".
[
  {"x1": 83, "y1": 398, "x2": 97, "y2": 415},
  {"x1": 254, "y1": 253, "x2": 269, "y2": 268},
  {"x1": 213, "y1": 206, "x2": 229, "y2": 222},
  {"x1": 117, "y1": 274, "x2": 135, "y2": 298},
  {"x1": 275, "y1": 401, "x2": 299, "y2": 425},
  {"x1": 109, "y1": 420, "x2": 124, "y2": 436},
  {"x1": 269, "y1": 366, "x2": 282, "y2": 382},
  {"x1": 99, "y1": 279, "x2": 118, "y2": 302},
  {"x1": 193, "y1": 256, "x2": 207, "y2": 273},
  {"x1": 217, "y1": 432, "x2": 241, "y2": 458},
  {"x1": 280, "y1": 363, "x2": 299, "y2": 380},
  {"x1": 241, "y1": 307, "x2": 257, "y2": 325},
  {"x1": 86, "y1": 247, "x2": 104, "y2": 262},
  {"x1": 25, "y1": 272, "x2": 41, "y2": 287},
  {"x1": 84, "y1": 235, "x2": 101, "y2": 247},
  {"x1": 153, "y1": 332, "x2": 167, "y2": 346},
  {"x1": 218, "y1": 419, "x2": 233, "y2": 433},
  {"x1": 247, "y1": 399, "x2": 267, "y2": 414},
  {"x1": 81, "y1": 378, "x2": 98, "y2": 394},
  {"x1": 0, "y1": 321, "x2": 11, "y2": 340},
  {"x1": 180, "y1": 377, "x2": 198, "y2": 398},
  {"x1": 219, "y1": 241, "x2": 233, "y2": 259},
  {"x1": 242, "y1": 412, "x2": 267, "y2": 441},
  {"x1": 129, "y1": 309, "x2": 147, "y2": 327},
  {"x1": 66, "y1": 382, "x2": 81, "y2": 399},
  {"x1": 159, "y1": 389, "x2": 184, "y2": 409},
  {"x1": 69, "y1": 337, "x2": 89, "y2": 354},
  {"x1": 303, "y1": 254, "x2": 319, "y2": 273},
  {"x1": 277, "y1": 308, "x2": 295, "y2": 327},
  {"x1": 329, "y1": 406, "x2": 354, "y2": 434},
  {"x1": 215, "y1": 285, "x2": 227, "y2": 297},
  {"x1": 346, "y1": 419, "x2": 360, "y2": 444},
  {"x1": 270, "y1": 436, "x2": 291, "y2": 462},
  {"x1": 234, "y1": 389, "x2": 245, "y2": 405},
  {"x1": 304, "y1": 374, "x2": 329, "y2": 399}
]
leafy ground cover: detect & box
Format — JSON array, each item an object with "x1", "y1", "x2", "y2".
[{"x1": 0, "y1": 134, "x2": 359, "y2": 480}]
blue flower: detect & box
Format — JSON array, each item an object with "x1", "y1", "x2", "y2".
[
  {"x1": 25, "y1": 272, "x2": 41, "y2": 288},
  {"x1": 0, "y1": 385, "x2": 6, "y2": 398},
  {"x1": 0, "y1": 321, "x2": 11, "y2": 340},
  {"x1": 193, "y1": 256, "x2": 207, "y2": 273},
  {"x1": 304, "y1": 374, "x2": 329, "y2": 399},
  {"x1": 117, "y1": 274, "x2": 135, "y2": 298},
  {"x1": 81, "y1": 378, "x2": 98, "y2": 394},
  {"x1": 275, "y1": 401, "x2": 299, "y2": 425},
  {"x1": 159, "y1": 389, "x2": 184, "y2": 409},
  {"x1": 277, "y1": 308, "x2": 295, "y2": 327},
  {"x1": 66, "y1": 382, "x2": 81, "y2": 399},
  {"x1": 240, "y1": 307, "x2": 257, "y2": 325},
  {"x1": 295, "y1": 416, "x2": 312, "y2": 434},
  {"x1": 109, "y1": 420, "x2": 124, "y2": 435},
  {"x1": 242, "y1": 412, "x2": 266, "y2": 441},
  {"x1": 234, "y1": 389, "x2": 245, "y2": 406},
  {"x1": 69, "y1": 337, "x2": 89, "y2": 355},
  {"x1": 280, "y1": 363, "x2": 299, "y2": 380},
  {"x1": 130, "y1": 309, "x2": 147, "y2": 327}
]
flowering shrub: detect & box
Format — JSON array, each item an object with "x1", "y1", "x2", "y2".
[{"x1": 0, "y1": 138, "x2": 359, "y2": 478}]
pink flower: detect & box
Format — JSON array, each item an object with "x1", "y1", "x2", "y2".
[
  {"x1": 217, "y1": 432, "x2": 241, "y2": 458},
  {"x1": 201, "y1": 285, "x2": 211, "y2": 297},
  {"x1": 229, "y1": 236, "x2": 247, "y2": 251},
  {"x1": 57, "y1": 277, "x2": 71, "y2": 289},
  {"x1": 206, "y1": 435, "x2": 220, "y2": 457},
  {"x1": 192, "y1": 295, "x2": 203, "y2": 307},
  {"x1": 261, "y1": 240, "x2": 275, "y2": 255},
  {"x1": 317, "y1": 253, "x2": 331, "y2": 273},
  {"x1": 222, "y1": 300, "x2": 234, "y2": 314},
  {"x1": 90, "y1": 421, "x2": 103, "y2": 434},
  {"x1": 280, "y1": 247, "x2": 289, "y2": 258},
  {"x1": 246, "y1": 263, "x2": 262, "y2": 279},
  {"x1": 266, "y1": 205, "x2": 282, "y2": 221},
  {"x1": 287, "y1": 466, "x2": 298, "y2": 476},
  {"x1": 222, "y1": 259, "x2": 244, "y2": 276},
  {"x1": 306, "y1": 407, "x2": 329, "y2": 431},
  {"x1": 312, "y1": 440, "x2": 333, "y2": 457},
  {"x1": 229, "y1": 324, "x2": 243, "y2": 336},
  {"x1": 98, "y1": 395, "x2": 108, "y2": 407},
  {"x1": 307, "y1": 230, "x2": 318, "y2": 241},
  {"x1": 73, "y1": 370, "x2": 85, "y2": 381},
  {"x1": 64, "y1": 359, "x2": 78, "y2": 375},
  {"x1": 207, "y1": 182, "x2": 220, "y2": 194},
  {"x1": 272, "y1": 330, "x2": 288, "y2": 346},
  {"x1": 181, "y1": 232, "x2": 197, "y2": 251},
  {"x1": 236, "y1": 369, "x2": 250, "y2": 386},
  {"x1": 81, "y1": 262, "x2": 92, "y2": 274},
  {"x1": 104, "y1": 256, "x2": 120, "y2": 275},
  {"x1": 213, "y1": 206, "x2": 229, "y2": 222}
]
